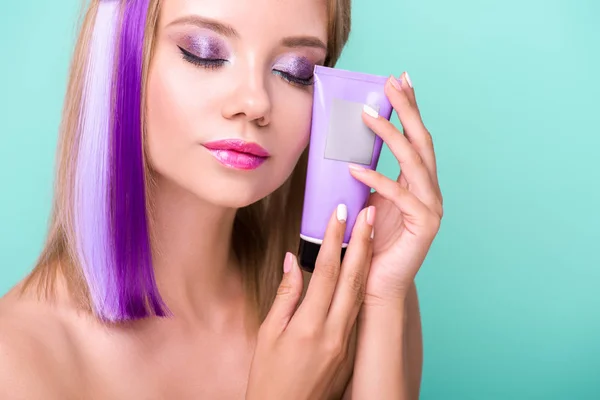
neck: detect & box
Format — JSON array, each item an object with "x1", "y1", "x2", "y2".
[{"x1": 149, "y1": 175, "x2": 246, "y2": 327}]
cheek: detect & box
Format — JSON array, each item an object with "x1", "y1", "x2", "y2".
[
  {"x1": 273, "y1": 91, "x2": 313, "y2": 162},
  {"x1": 144, "y1": 51, "x2": 206, "y2": 172}
]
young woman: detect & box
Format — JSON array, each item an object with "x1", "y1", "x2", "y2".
[{"x1": 0, "y1": 0, "x2": 442, "y2": 398}]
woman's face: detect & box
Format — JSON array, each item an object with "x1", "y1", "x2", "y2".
[{"x1": 146, "y1": 0, "x2": 328, "y2": 207}]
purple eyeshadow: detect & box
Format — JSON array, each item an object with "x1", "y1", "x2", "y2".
[
  {"x1": 182, "y1": 35, "x2": 229, "y2": 59},
  {"x1": 274, "y1": 55, "x2": 314, "y2": 79}
]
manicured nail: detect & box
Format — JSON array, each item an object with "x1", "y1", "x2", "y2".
[
  {"x1": 283, "y1": 252, "x2": 292, "y2": 274},
  {"x1": 337, "y1": 204, "x2": 348, "y2": 223},
  {"x1": 366, "y1": 206, "x2": 376, "y2": 226},
  {"x1": 404, "y1": 71, "x2": 413, "y2": 88},
  {"x1": 389, "y1": 75, "x2": 403, "y2": 91},
  {"x1": 291, "y1": 253, "x2": 300, "y2": 271},
  {"x1": 348, "y1": 163, "x2": 366, "y2": 173},
  {"x1": 363, "y1": 104, "x2": 379, "y2": 118},
  {"x1": 367, "y1": 207, "x2": 376, "y2": 239}
]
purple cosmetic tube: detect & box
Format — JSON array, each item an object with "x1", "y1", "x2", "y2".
[{"x1": 298, "y1": 66, "x2": 393, "y2": 272}]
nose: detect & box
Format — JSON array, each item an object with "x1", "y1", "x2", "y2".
[{"x1": 221, "y1": 71, "x2": 272, "y2": 127}]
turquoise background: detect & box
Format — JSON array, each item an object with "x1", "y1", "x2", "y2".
[{"x1": 1, "y1": 0, "x2": 599, "y2": 398}]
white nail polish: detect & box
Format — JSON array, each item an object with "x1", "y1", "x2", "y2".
[
  {"x1": 363, "y1": 104, "x2": 379, "y2": 118},
  {"x1": 404, "y1": 72, "x2": 413, "y2": 89},
  {"x1": 337, "y1": 204, "x2": 348, "y2": 222}
]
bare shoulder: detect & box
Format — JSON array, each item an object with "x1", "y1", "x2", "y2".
[{"x1": 0, "y1": 283, "x2": 80, "y2": 399}]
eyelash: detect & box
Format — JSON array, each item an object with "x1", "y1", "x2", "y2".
[
  {"x1": 179, "y1": 46, "x2": 226, "y2": 69},
  {"x1": 273, "y1": 70, "x2": 314, "y2": 87},
  {"x1": 178, "y1": 46, "x2": 314, "y2": 87}
]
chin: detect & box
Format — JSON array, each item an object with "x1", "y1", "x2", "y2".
[
  {"x1": 150, "y1": 152, "x2": 296, "y2": 209},
  {"x1": 187, "y1": 168, "x2": 288, "y2": 209},
  {"x1": 195, "y1": 184, "x2": 269, "y2": 209}
]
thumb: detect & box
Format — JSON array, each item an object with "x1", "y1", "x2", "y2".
[{"x1": 263, "y1": 252, "x2": 304, "y2": 335}]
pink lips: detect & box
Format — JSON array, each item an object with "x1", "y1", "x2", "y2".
[{"x1": 202, "y1": 139, "x2": 270, "y2": 170}]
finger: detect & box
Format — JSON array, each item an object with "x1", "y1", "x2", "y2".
[
  {"x1": 327, "y1": 206, "x2": 374, "y2": 335},
  {"x1": 399, "y1": 172, "x2": 408, "y2": 189},
  {"x1": 384, "y1": 73, "x2": 439, "y2": 189},
  {"x1": 399, "y1": 71, "x2": 417, "y2": 109},
  {"x1": 360, "y1": 110, "x2": 439, "y2": 211},
  {"x1": 395, "y1": 73, "x2": 443, "y2": 202},
  {"x1": 348, "y1": 166, "x2": 442, "y2": 227},
  {"x1": 262, "y1": 252, "x2": 304, "y2": 336},
  {"x1": 295, "y1": 204, "x2": 347, "y2": 320}
]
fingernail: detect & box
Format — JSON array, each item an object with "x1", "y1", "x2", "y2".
[
  {"x1": 366, "y1": 206, "x2": 376, "y2": 226},
  {"x1": 337, "y1": 204, "x2": 348, "y2": 223},
  {"x1": 348, "y1": 163, "x2": 366, "y2": 173},
  {"x1": 389, "y1": 75, "x2": 403, "y2": 91},
  {"x1": 370, "y1": 227, "x2": 375, "y2": 240},
  {"x1": 404, "y1": 71, "x2": 413, "y2": 89},
  {"x1": 283, "y1": 252, "x2": 292, "y2": 274},
  {"x1": 363, "y1": 104, "x2": 379, "y2": 118}
]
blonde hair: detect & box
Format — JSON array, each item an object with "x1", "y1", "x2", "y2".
[{"x1": 23, "y1": 0, "x2": 351, "y2": 323}]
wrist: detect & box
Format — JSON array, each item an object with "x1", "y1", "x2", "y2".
[
  {"x1": 363, "y1": 292, "x2": 407, "y2": 312},
  {"x1": 354, "y1": 294, "x2": 407, "y2": 400},
  {"x1": 363, "y1": 279, "x2": 417, "y2": 311},
  {"x1": 359, "y1": 296, "x2": 407, "y2": 326}
]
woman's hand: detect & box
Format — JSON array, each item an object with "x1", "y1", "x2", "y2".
[
  {"x1": 246, "y1": 204, "x2": 375, "y2": 400},
  {"x1": 349, "y1": 72, "x2": 443, "y2": 305}
]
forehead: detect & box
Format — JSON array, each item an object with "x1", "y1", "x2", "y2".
[{"x1": 159, "y1": 0, "x2": 329, "y2": 42}]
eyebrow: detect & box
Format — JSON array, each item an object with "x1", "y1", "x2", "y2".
[
  {"x1": 167, "y1": 15, "x2": 239, "y2": 37},
  {"x1": 282, "y1": 36, "x2": 327, "y2": 51},
  {"x1": 167, "y1": 15, "x2": 327, "y2": 51}
]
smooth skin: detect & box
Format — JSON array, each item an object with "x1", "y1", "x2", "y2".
[{"x1": 0, "y1": 0, "x2": 439, "y2": 398}]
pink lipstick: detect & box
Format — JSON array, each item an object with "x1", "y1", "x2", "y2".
[{"x1": 202, "y1": 139, "x2": 270, "y2": 170}]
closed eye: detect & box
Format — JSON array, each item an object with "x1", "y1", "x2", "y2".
[
  {"x1": 178, "y1": 46, "x2": 227, "y2": 69},
  {"x1": 273, "y1": 70, "x2": 314, "y2": 87}
]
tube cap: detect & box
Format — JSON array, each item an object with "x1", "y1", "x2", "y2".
[{"x1": 298, "y1": 238, "x2": 347, "y2": 273}]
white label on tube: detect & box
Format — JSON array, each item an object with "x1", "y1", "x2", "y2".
[{"x1": 324, "y1": 98, "x2": 378, "y2": 165}]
